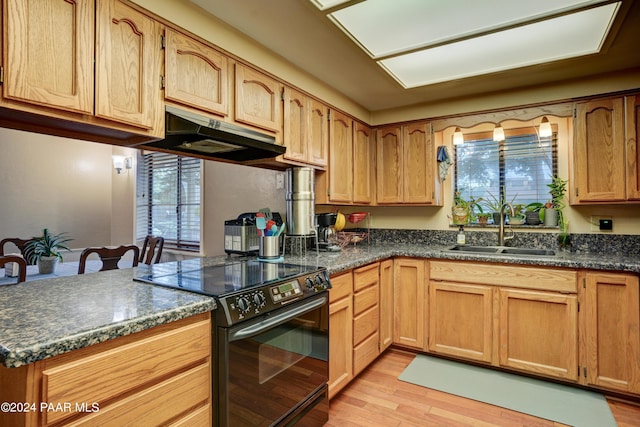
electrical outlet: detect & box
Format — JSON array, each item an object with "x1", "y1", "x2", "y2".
[{"x1": 590, "y1": 216, "x2": 613, "y2": 232}]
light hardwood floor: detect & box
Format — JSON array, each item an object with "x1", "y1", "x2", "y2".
[{"x1": 326, "y1": 349, "x2": 640, "y2": 427}]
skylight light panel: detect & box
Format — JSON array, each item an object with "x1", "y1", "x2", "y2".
[
  {"x1": 330, "y1": 0, "x2": 609, "y2": 58},
  {"x1": 310, "y1": 0, "x2": 351, "y2": 11},
  {"x1": 378, "y1": 2, "x2": 619, "y2": 88}
]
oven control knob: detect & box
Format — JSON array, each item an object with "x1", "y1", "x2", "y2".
[
  {"x1": 236, "y1": 296, "x2": 251, "y2": 313},
  {"x1": 305, "y1": 277, "x2": 314, "y2": 289},
  {"x1": 314, "y1": 274, "x2": 326, "y2": 287},
  {"x1": 253, "y1": 292, "x2": 266, "y2": 308}
]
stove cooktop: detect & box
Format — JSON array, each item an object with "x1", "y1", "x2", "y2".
[{"x1": 134, "y1": 258, "x2": 324, "y2": 297}]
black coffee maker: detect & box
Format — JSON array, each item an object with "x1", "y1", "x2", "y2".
[{"x1": 315, "y1": 213, "x2": 340, "y2": 251}]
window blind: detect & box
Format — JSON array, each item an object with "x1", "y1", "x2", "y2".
[
  {"x1": 136, "y1": 151, "x2": 201, "y2": 251},
  {"x1": 454, "y1": 127, "x2": 557, "y2": 210}
]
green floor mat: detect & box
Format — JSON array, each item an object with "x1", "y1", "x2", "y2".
[{"x1": 399, "y1": 354, "x2": 616, "y2": 427}]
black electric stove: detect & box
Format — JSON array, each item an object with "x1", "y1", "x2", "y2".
[{"x1": 134, "y1": 258, "x2": 331, "y2": 326}]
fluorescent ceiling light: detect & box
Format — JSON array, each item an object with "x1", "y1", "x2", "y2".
[
  {"x1": 379, "y1": 3, "x2": 619, "y2": 88},
  {"x1": 329, "y1": 0, "x2": 609, "y2": 58},
  {"x1": 314, "y1": 0, "x2": 620, "y2": 89}
]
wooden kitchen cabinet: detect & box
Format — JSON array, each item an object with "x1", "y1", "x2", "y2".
[
  {"x1": 234, "y1": 63, "x2": 282, "y2": 134},
  {"x1": 1, "y1": 0, "x2": 164, "y2": 143},
  {"x1": 376, "y1": 121, "x2": 440, "y2": 205},
  {"x1": 3, "y1": 0, "x2": 94, "y2": 114},
  {"x1": 572, "y1": 97, "x2": 627, "y2": 203},
  {"x1": 0, "y1": 313, "x2": 212, "y2": 426},
  {"x1": 328, "y1": 271, "x2": 353, "y2": 399},
  {"x1": 625, "y1": 95, "x2": 640, "y2": 200},
  {"x1": 429, "y1": 261, "x2": 578, "y2": 381},
  {"x1": 327, "y1": 110, "x2": 354, "y2": 203},
  {"x1": 428, "y1": 282, "x2": 493, "y2": 363},
  {"x1": 393, "y1": 258, "x2": 427, "y2": 350},
  {"x1": 352, "y1": 121, "x2": 374, "y2": 204},
  {"x1": 164, "y1": 28, "x2": 229, "y2": 118},
  {"x1": 379, "y1": 259, "x2": 394, "y2": 352},
  {"x1": 282, "y1": 87, "x2": 328, "y2": 168},
  {"x1": 352, "y1": 263, "x2": 380, "y2": 376},
  {"x1": 581, "y1": 271, "x2": 640, "y2": 395},
  {"x1": 498, "y1": 288, "x2": 577, "y2": 381}
]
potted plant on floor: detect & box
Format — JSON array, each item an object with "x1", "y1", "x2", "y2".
[{"x1": 24, "y1": 229, "x2": 73, "y2": 274}]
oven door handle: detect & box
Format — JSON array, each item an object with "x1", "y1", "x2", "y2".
[{"x1": 229, "y1": 294, "x2": 328, "y2": 342}]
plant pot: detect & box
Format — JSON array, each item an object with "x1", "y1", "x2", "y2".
[
  {"x1": 491, "y1": 212, "x2": 504, "y2": 225},
  {"x1": 509, "y1": 214, "x2": 525, "y2": 225},
  {"x1": 477, "y1": 216, "x2": 489, "y2": 225},
  {"x1": 543, "y1": 208, "x2": 558, "y2": 226},
  {"x1": 525, "y1": 211, "x2": 542, "y2": 225},
  {"x1": 451, "y1": 207, "x2": 469, "y2": 225},
  {"x1": 38, "y1": 256, "x2": 58, "y2": 274}
]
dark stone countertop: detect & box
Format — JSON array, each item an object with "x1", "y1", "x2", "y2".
[{"x1": 2, "y1": 244, "x2": 637, "y2": 369}]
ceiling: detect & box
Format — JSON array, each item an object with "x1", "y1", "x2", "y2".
[{"x1": 190, "y1": 0, "x2": 640, "y2": 112}]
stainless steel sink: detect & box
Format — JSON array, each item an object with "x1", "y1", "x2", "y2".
[{"x1": 445, "y1": 245, "x2": 556, "y2": 256}]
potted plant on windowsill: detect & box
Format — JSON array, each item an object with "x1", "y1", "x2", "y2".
[
  {"x1": 546, "y1": 175, "x2": 570, "y2": 250},
  {"x1": 524, "y1": 202, "x2": 543, "y2": 225},
  {"x1": 452, "y1": 191, "x2": 483, "y2": 225},
  {"x1": 482, "y1": 190, "x2": 517, "y2": 225},
  {"x1": 24, "y1": 229, "x2": 73, "y2": 274}
]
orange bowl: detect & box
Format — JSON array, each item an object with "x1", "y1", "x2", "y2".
[{"x1": 347, "y1": 212, "x2": 368, "y2": 223}]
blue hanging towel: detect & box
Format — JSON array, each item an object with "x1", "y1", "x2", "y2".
[{"x1": 437, "y1": 146, "x2": 452, "y2": 182}]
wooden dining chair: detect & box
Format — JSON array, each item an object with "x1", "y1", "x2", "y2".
[
  {"x1": 77, "y1": 245, "x2": 140, "y2": 274},
  {"x1": 0, "y1": 255, "x2": 28, "y2": 284},
  {"x1": 139, "y1": 235, "x2": 164, "y2": 265},
  {"x1": 0, "y1": 238, "x2": 36, "y2": 265}
]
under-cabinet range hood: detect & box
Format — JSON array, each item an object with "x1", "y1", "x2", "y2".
[{"x1": 142, "y1": 106, "x2": 286, "y2": 162}]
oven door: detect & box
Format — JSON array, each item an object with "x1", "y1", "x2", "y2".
[{"x1": 217, "y1": 293, "x2": 329, "y2": 427}]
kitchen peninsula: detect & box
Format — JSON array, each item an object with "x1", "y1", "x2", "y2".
[{"x1": 2, "y1": 242, "x2": 639, "y2": 425}]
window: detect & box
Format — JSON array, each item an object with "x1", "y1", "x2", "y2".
[
  {"x1": 454, "y1": 127, "x2": 557, "y2": 210},
  {"x1": 136, "y1": 152, "x2": 201, "y2": 251}
]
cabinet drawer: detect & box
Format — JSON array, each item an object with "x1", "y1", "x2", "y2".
[
  {"x1": 353, "y1": 332, "x2": 379, "y2": 376},
  {"x1": 66, "y1": 362, "x2": 210, "y2": 426},
  {"x1": 353, "y1": 263, "x2": 379, "y2": 292},
  {"x1": 42, "y1": 313, "x2": 211, "y2": 425},
  {"x1": 430, "y1": 261, "x2": 577, "y2": 293},
  {"x1": 353, "y1": 305, "x2": 378, "y2": 344},
  {"x1": 354, "y1": 284, "x2": 378, "y2": 315},
  {"x1": 330, "y1": 271, "x2": 353, "y2": 303}
]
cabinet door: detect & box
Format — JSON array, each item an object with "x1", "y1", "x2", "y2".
[
  {"x1": 328, "y1": 110, "x2": 353, "y2": 203},
  {"x1": 583, "y1": 272, "x2": 640, "y2": 394},
  {"x1": 403, "y1": 122, "x2": 435, "y2": 204},
  {"x1": 164, "y1": 28, "x2": 229, "y2": 117},
  {"x1": 379, "y1": 259, "x2": 393, "y2": 352},
  {"x1": 376, "y1": 126, "x2": 403, "y2": 204},
  {"x1": 573, "y1": 98, "x2": 626, "y2": 202},
  {"x1": 283, "y1": 87, "x2": 307, "y2": 163},
  {"x1": 328, "y1": 272, "x2": 353, "y2": 399},
  {"x1": 4, "y1": 0, "x2": 94, "y2": 114},
  {"x1": 429, "y1": 282, "x2": 493, "y2": 363},
  {"x1": 307, "y1": 99, "x2": 329, "y2": 168},
  {"x1": 95, "y1": 0, "x2": 162, "y2": 129},
  {"x1": 393, "y1": 258, "x2": 426, "y2": 350},
  {"x1": 626, "y1": 95, "x2": 640, "y2": 200},
  {"x1": 498, "y1": 288, "x2": 578, "y2": 381},
  {"x1": 353, "y1": 122, "x2": 373, "y2": 204},
  {"x1": 235, "y1": 64, "x2": 282, "y2": 133}
]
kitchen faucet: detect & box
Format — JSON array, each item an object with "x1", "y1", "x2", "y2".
[{"x1": 498, "y1": 203, "x2": 515, "y2": 246}]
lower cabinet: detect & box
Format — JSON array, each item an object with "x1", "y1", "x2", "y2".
[
  {"x1": 379, "y1": 259, "x2": 394, "y2": 352},
  {"x1": 428, "y1": 282, "x2": 493, "y2": 363},
  {"x1": 429, "y1": 260, "x2": 579, "y2": 382},
  {"x1": 581, "y1": 271, "x2": 640, "y2": 395},
  {"x1": 353, "y1": 263, "x2": 380, "y2": 376},
  {"x1": 393, "y1": 258, "x2": 427, "y2": 350},
  {"x1": 0, "y1": 313, "x2": 212, "y2": 426},
  {"x1": 328, "y1": 271, "x2": 353, "y2": 399}
]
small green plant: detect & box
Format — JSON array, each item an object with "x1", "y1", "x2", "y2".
[
  {"x1": 525, "y1": 202, "x2": 544, "y2": 213},
  {"x1": 24, "y1": 229, "x2": 73, "y2": 264},
  {"x1": 453, "y1": 191, "x2": 483, "y2": 223},
  {"x1": 482, "y1": 189, "x2": 517, "y2": 213},
  {"x1": 547, "y1": 175, "x2": 570, "y2": 247}
]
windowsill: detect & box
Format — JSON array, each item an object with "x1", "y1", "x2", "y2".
[{"x1": 450, "y1": 224, "x2": 559, "y2": 230}]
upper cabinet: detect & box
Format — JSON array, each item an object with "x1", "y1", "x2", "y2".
[
  {"x1": 95, "y1": 0, "x2": 163, "y2": 130},
  {"x1": 316, "y1": 111, "x2": 374, "y2": 205},
  {"x1": 3, "y1": 0, "x2": 94, "y2": 114},
  {"x1": 234, "y1": 63, "x2": 282, "y2": 135},
  {"x1": 376, "y1": 121, "x2": 441, "y2": 205},
  {"x1": 1, "y1": 0, "x2": 164, "y2": 143},
  {"x1": 282, "y1": 87, "x2": 328, "y2": 168},
  {"x1": 164, "y1": 28, "x2": 229, "y2": 118},
  {"x1": 572, "y1": 96, "x2": 640, "y2": 203}
]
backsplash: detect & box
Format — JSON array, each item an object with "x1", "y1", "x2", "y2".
[{"x1": 369, "y1": 229, "x2": 640, "y2": 256}]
